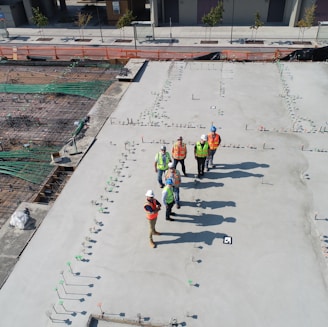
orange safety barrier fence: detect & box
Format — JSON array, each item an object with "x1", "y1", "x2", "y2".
[
  {"x1": 0, "y1": 45, "x2": 294, "y2": 62},
  {"x1": 220, "y1": 49, "x2": 294, "y2": 61}
]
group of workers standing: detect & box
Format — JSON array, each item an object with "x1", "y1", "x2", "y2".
[{"x1": 144, "y1": 126, "x2": 222, "y2": 248}]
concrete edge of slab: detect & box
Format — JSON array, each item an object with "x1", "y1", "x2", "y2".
[{"x1": 116, "y1": 59, "x2": 148, "y2": 82}]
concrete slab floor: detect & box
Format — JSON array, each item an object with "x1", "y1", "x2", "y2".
[
  {"x1": 0, "y1": 202, "x2": 50, "y2": 288},
  {"x1": 0, "y1": 61, "x2": 328, "y2": 326}
]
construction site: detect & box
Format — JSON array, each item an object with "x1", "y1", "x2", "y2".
[{"x1": 0, "y1": 16, "x2": 328, "y2": 326}]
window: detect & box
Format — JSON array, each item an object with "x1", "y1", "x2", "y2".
[
  {"x1": 145, "y1": 0, "x2": 150, "y2": 9},
  {"x1": 112, "y1": 1, "x2": 120, "y2": 15}
]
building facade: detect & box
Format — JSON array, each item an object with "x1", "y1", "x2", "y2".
[
  {"x1": 0, "y1": 0, "x2": 56, "y2": 27},
  {"x1": 0, "y1": 0, "x2": 327, "y2": 28},
  {"x1": 107, "y1": 0, "x2": 328, "y2": 27},
  {"x1": 148, "y1": 0, "x2": 327, "y2": 27}
]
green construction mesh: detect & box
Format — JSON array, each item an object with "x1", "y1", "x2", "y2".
[
  {"x1": 0, "y1": 146, "x2": 60, "y2": 184},
  {"x1": 0, "y1": 80, "x2": 113, "y2": 100}
]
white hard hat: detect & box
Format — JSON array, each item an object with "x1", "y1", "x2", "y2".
[
  {"x1": 201, "y1": 134, "x2": 207, "y2": 141},
  {"x1": 145, "y1": 190, "x2": 155, "y2": 197},
  {"x1": 168, "y1": 162, "x2": 174, "y2": 168}
]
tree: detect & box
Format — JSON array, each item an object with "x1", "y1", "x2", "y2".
[
  {"x1": 250, "y1": 11, "x2": 264, "y2": 41},
  {"x1": 116, "y1": 10, "x2": 136, "y2": 39},
  {"x1": 31, "y1": 7, "x2": 48, "y2": 38},
  {"x1": 201, "y1": 1, "x2": 224, "y2": 40},
  {"x1": 75, "y1": 12, "x2": 92, "y2": 40},
  {"x1": 297, "y1": 4, "x2": 316, "y2": 42}
]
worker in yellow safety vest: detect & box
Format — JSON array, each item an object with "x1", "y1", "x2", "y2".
[
  {"x1": 154, "y1": 145, "x2": 172, "y2": 188},
  {"x1": 194, "y1": 134, "x2": 209, "y2": 178},
  {"x1": 205, "y1": 125, "x2": 221, "y2": 171},
  {"x1": 171, "y1": 136, "x2": 187, "y2": 176},
  {"x1": 144, "y1": 190, "x2": 162, "y2": 248},
  {"x1": 162, "y1": 178, "x2": 175, "y2": 221},
  {"x1": 165, "y1": 162, "x2": 182, "y2": 209}
]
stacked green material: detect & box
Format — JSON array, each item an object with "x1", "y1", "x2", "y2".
[
  {"x1": 0, "y1": 147, "x2": 60, "y2": 184},
  {"x1": 0, "y1": 80, "x2": 113, "y2": 100}
]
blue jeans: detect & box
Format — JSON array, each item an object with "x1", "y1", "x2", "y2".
[
  {"x1": 173, "y1": 187, "x2": 180, "y2": 205},
  {"x1": 206, "y1": 149, "x2": 217, "y2": 168},
  {"x1": 157, "y1": 169, "x2": 166, "y2": 186}
]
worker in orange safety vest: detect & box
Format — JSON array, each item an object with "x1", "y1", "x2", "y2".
[
  {"x1": 171, "y1": 136, "x2": 187, "y2": 176},
  {"x1": 144, "y1": 190, "x2": 162, "y2": 248},
  {"x1": 206, "y1": 125, "x2": 221, "y2": 171}
]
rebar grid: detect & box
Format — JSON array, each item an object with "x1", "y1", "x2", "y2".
[{"x1": 0, "y1": 63, "x2": 121, "y2": 229}]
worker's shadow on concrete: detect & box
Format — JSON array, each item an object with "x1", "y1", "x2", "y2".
[
  {"x1": 182, "y1": 180, "x2": 224, "y2": 189},
  {"x1": 215, "y1": 162, "x2": 270, "y2": 170},
  {"x1": 207, "y1": 170, "x2": 264, "y2": 179},
  {"x1": 181, "y1": 200, "x2": 236, "y2": 210},
  {"x1": 157, "y1": 231, "x2": 228, "y2": 246},
  {"x1": 173, "y1": 213, "x2": 236, "y2": 227}
]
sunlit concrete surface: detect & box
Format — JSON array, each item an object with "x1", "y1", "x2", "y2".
[{"x1": 0, "y1": 60, "x2": 328, "y2": 326}]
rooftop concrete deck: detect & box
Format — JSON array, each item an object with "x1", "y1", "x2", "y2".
[{"x1": 0, "y1": 60, "x2": 328, "y2": 326}]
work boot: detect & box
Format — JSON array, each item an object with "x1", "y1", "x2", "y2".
[
  {"x1": 150, "y1": 240, "x2": 156, "y2": 248},
  {"x1": 153, "y1": 231, "x2": 161, "y2": 235}
]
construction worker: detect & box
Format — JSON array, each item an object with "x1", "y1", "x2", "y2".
[
  {"x1": 172, "y1": 136, "x2": 187, "y2": 176},
  {"x1": 206, "y1": 125, "x2": 221, "y2": 171},
  {"x1": 154, "y1": 145, "x2": 171, "y2": 188},
  {"x1": 165, "y1": 162, "x2": 182, "y2": 209},
  {"x1": 162, "y1": 178, "x2": 175, "y2": 221},
  {"x1": 144, "y1": 190, "x2": 162, "y2": 248},
  {"x1": 194, "y1": 134, "x2": 209, "y2": 178}
]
